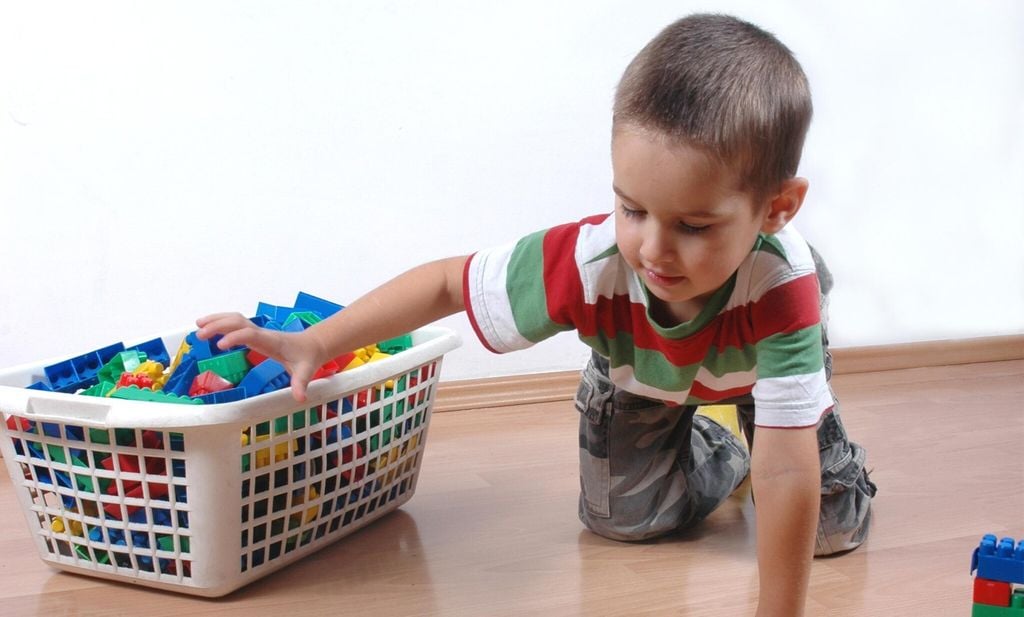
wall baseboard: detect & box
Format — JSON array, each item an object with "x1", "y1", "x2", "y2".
[{"x1": 433, "y1": 334, "x2": 1024, "y2": 413}]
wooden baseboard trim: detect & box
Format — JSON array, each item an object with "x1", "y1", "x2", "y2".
[{"x1": 433, "y1": 334, "x2": 1024, "y2": 413}]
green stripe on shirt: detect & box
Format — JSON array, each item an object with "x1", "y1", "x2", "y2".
[
  {"x1": 755, "y1": 325, "x2": 824, "y2": 378},
  {"x1": 506, "y1": 230, "x2": 572, "y2": 343}
]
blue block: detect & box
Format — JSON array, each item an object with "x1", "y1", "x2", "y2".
[
  {"x1": 973, "y1": 534, "x2": 1024, "y2": 584},
  {"x1": 129, "y1": 338, "x2": 170, "y2": 366},
  {"x1": 237, "y1": 359, "x2": 290, "y2": 397},
  {"x1": 282, "y1": 318, "x2": 306, "y2": 332},
  {"x1": 71, "y1": 351, "x2": 104, "y2": 383},
  {"x1": 42, "y1": 422, "x2": 62, "y2": 437},
  {"x1": 184, "y1": 331, "x2": 217, "y2": 360},
  {"x1": 44, "y1": 360, "x2": 80, "y2": 392},
  {"x1": 294, "y1": 292, "x2": 344, "y2": 318},
  {"x1": 249, "y1": 315, "x2": 272, "y2": 328},
  {"x1": 95, "y1": 342, "x2": 126, "y2": 365},
  {"x1": 197, "y1": 387, "x2": 247, "y2": 405},
  {"x1": 164, "y1": 357, "x2": 199, "y2": 397},
  {"x1": 256, "y1": 302, "x2": 293, "y2": 323}
]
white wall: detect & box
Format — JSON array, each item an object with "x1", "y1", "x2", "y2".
[{"x1": 1, "y1": 1, "x2": 1021, "y2": 383}]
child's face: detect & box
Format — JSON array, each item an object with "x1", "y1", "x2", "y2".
[{"x1": 612, "y1": 127, "x2": 770, "y2": 325}]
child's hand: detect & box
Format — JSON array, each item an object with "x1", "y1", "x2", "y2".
[{"x1": 195, "y1": 313, "x2": 327, "y2": 403}]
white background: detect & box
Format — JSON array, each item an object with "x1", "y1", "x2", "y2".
[{"x1": 2, "y1": 1, "x2": 1022, "y2": 382}]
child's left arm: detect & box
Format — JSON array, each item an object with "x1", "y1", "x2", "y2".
[{"x1": 750, "y1": 424, "x2": 821, "y2": 617}]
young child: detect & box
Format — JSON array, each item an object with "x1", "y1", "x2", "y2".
[{"x1": 198, "y1": 13, "x2": 876, "y2": 616}]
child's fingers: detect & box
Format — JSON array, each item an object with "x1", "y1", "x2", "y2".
[
  {"x1": 290, "y1": 379, "x2": 308, "y2": 403},
  {"x1": 194, "y1": 312, "x2": 249, "y2": 340}
]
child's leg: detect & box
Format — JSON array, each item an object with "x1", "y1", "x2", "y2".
[
  {"x1": 737, "y1": 396, "x2": 876, "y2": 556},
  {"x1": 575, "y1": 353, "x2": 749, "y2": 542}
]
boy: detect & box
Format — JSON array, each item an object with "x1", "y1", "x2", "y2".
[{"x1": 197, "y1": 14, "x2": 875, "y2": 616}]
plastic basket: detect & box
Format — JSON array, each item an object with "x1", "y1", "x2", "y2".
[{"x1": 0, "y1": 325, "x2": 460, "y2": 597}]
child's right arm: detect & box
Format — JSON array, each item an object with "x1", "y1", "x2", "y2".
[{"x1": 195, "y1": 256, "x2": 469, "y2": 402}]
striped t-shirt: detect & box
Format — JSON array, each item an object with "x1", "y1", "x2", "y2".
[{"x1": 463, "y1": 213, "x2": 834, "y2": 428}]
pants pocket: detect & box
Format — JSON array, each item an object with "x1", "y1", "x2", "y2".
[{"x1": 576, "y1": 360, "x2": 613, "y2": 518}]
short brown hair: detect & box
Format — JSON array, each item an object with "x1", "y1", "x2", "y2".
[{"x1": 614, "y1": 14, "x2": 812, "y2": 197}]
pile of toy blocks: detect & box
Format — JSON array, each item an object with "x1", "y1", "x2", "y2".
[
  {"x1": 972, "y1": 534, "x2": 1024, "y2": 616},
  {"x1": 21, "y1": 291, "x2": 413, "y2": 405}
]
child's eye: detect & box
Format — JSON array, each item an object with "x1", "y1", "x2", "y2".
[
  {"x1": 620, "y1": 203, "x2": 644, "y2": 218},
  {"x1": 678, "y1": 222, "x2": 710, "y2": 235}
]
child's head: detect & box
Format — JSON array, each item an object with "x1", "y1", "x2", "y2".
[
  {"x1": 610, "y1": 14, "x2": 814, "y2": 325},
  {"x1": 613, "y1": 13, "x2": 812, "y2": 200}
]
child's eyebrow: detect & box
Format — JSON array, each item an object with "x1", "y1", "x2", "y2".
[{"x1": 612, "y1": 184, "x2": 722, "y2": 219}]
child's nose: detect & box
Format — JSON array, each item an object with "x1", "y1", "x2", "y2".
[{"x1": 639, "y1": 228, "x2": 675, "y2": 264}]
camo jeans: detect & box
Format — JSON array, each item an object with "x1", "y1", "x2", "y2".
[{"x1": 574, "y1": 250, "x2": 877, "y2": 556}]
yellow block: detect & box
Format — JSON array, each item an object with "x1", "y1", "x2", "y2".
[{"x1": 696, "y1": 405, "x2": 744, "y2": 446}]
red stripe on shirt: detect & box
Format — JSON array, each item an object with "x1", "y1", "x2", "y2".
[{"x1": 542, "y1": 215, "x2": 609, "y2": 327}]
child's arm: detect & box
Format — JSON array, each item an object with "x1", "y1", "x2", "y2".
[
  {"x1": 750, "y1": 424, "x2": 821, "y2": 617},
  {"x1": 196, "y1": 256, "x2": 469, "y2": 402}
]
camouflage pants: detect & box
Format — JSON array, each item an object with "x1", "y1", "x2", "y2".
[{"x1": 574, "y1": 250, "x2": 877, "y2": 556}]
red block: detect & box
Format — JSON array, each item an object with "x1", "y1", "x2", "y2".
[
  {"x1": 117, "y1": 372, "x2": 154, "y2": 389},
  {"x1": 974, "y1": 576, "x2": 1012, "y2": 606},
  {"x1": 189, "y1": 370, "x2": 233, "y2": 397}
]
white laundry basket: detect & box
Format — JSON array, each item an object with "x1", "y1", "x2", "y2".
[{"x1": 0, "y1": 325, "x2": 459, "y2": 597}]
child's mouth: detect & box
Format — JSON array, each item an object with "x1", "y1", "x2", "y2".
[{"x1": 645, "y1": 269, "x2": 687, "y2": 286}]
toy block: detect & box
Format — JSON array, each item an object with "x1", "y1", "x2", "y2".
[
  {"x1": 184, "y1": 331, "x2": 217, "y2": 360},
  {"x1": 368, "y1": 351, "x2": 392, "y2": 363},
  {"x1": 378, "y1": 334, "x2": 413, "y2": 354},
  {"x1": 163, "y1": 357, "x2": 199, "y2": 397},
  {"x1": 975, "y1": 577, "x2": 1012, "y2": 606},
  {"x1": 117, "y1": 372, "x2": 155, "y2": 390},
  {"x1": 197, "y1": 387, "x2": 246, "y2": 405},
  {"x1": 294, "y1": 291, "x2": 344, "y2": 318},
  {"x1": 281, "y1": 318, "x2": 306, "y2": 332},
  {"x1": 70, "y1": 351, "x2": 105, "y2": 384},
  {"x1": 198, "y1": 349, "x2": 250, "y2": 385},
  {"x1": 282, "y1": 311, "x2": 323, "y2": 329},
  {"x1": 44, "y1": 359, "x2": 83, "y2": 392},
  {"x1": 312, "y1": 358, "x2": 341, "y2": 380},
  {"x1": 128, "y1": 338, "x2": 170, "y2": 366},
  {"x1": 249, "y1": 315, "x2": 272, "y2": 328},
  {"x1": 973, "y1": 590, "x2": 1024, "y2": 616},
  {"x1": 97, "y1": 350, "x2": 147, "y2": 384},
  {"x1": 238, "y1": 359, "x2": 291, "y2": 397},
  {"x1": 80, "y1": 381, "x2": 116, "y2": 397},
  {"x1": 974, "y1": 535, "x2": 1024, "y2": 584},
  {"x1": 167, "y1": 339, "x2": 191, "y2": 375},
  {"x1": 189, "y1": 370, "x2": 234, "y2": 397},
  {"x1": 95, "y1": 342, "x2": 127, "y2": 365},
  {"x1": 256, "y1": 302, "x2": 292, "y2": 323},
  {"x1": 110, "y1": 385, "x2": 203, "y2": 405}
]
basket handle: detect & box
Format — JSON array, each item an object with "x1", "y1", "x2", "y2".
[{"x1": 21, "y1": 395, "x2": 113, "y2": 428}]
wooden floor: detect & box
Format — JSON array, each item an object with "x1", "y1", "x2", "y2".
[{"x1": 1, "y1": 360, "x2": 1022, "y2": 616}]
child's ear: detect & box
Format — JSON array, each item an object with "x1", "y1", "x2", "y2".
[{"x1": 761, "y1": 177, "x2": 809, "y2": 234}]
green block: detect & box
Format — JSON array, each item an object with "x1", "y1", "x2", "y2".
[
  {"x1": 97, "y1": 350, "x2": 147, "y2": 384},
  {"x1": 89, "y1": 428, "x2": 110, "y2": 444},
  {"x1": 111, "y1": 385, "x2": 203, "y2": 405},
  {"x1": 74, "y1": 473, "x2": 95, "y2": 493},
  {"x1": 80, "y1": 381, "x2": 115, "y2": 398},
  {"x1": 973, "y1": 593, "x2": 1024, "y2": 616},
  {"x1": 378, "y1": 334, "x2": 413, "y2": 354},
  {"x1": 47, "y1": 444, "x2": 67, "y2": 464},
  {"x1": 197, "y1": 349, "x2": 250, "y2": 385},
  {"x1": 157, "y1": 535, "x2": 174, "y2": 551},
  {"x1": 282, "y1": 311, "x2": 322, "y2": 328}
]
